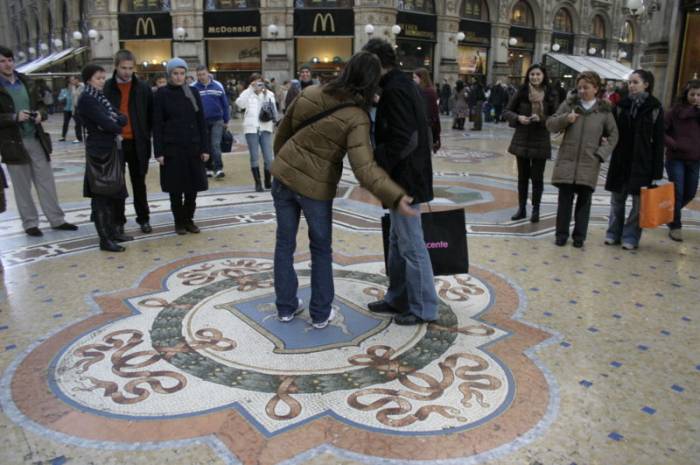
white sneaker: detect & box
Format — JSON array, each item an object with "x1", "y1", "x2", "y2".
[
  {"x1": 215, "y1": 170, "x2": 225, "y2": 179},
  {"x1": 278, "y1": 298, "x2": 304, "y2": 322},
  {"x1": 621, "y1": 242, "x2": 637, "y2": 250},
  {"x1": 206, "y1": 170, "x2": 214, "y2": 178},
  {"x1": 71, "y1": 139, "x2": 80, "y2": 144},
  {"x1": 312, "y1": 307, "x2": 336, "y2": 329}
]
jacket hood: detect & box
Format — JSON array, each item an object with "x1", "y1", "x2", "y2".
[{"x1": 566, "y1": 91, "x2": 612, "y2": 113}]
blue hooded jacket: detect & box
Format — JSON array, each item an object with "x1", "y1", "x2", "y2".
[{"x1": 192, "y1": 77, "x2": 230, "y2": 124}]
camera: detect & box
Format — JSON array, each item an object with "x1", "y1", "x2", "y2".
[
  {"x1": 255, "y1": 82, "x2": 265, "y2": 90},
  {"x1": 28, "y1": 111, "x2": 39, "y2": 119}
]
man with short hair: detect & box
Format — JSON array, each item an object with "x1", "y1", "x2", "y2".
[
  {"x1": 0, "y1": 45, "x2": 77, "y2": 236},
  {"x1": 103, "y1": 49, "x2": 154, "y2": 235},
  {"x1": 193, "y1": 65, "x2": 230, "y2": 179},
  {"x1": 362, "y1": 38, "x2": 438, "y2": 326},
  {"x1": 299, "y1": 66, "x2": 314, "y2": 89}
]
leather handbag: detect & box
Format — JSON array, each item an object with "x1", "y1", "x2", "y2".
[{"x1": 86, "y1": 144, "x2": 123, "y2": 197}]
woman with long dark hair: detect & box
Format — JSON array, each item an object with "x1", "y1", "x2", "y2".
[
  {"x1": 75, "y1": 64, "x2": 129, "y2": 252},
  {"x1": 413, "y1": 67, "x2": 441, "y2": 153},
  {"x1": 270, "y1": 51, "x2": 414, "y2": 329},
  {"x1": 452, "y1": 80, "x2": 469, "y2": 130},
  {"x1": 664, "y1": 79, "x2": 700, "y2": 242},
  {"x1": 604, "y1": 69, "x2": 664, "y2": 250},
  {"x1": 503, "y1": 64, "x2": 559, "y2": 222}
]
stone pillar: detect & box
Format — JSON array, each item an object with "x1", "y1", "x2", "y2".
[
  {"x1": 606, "y1": 38, "x2": 619, "y2": 60},
  {"x1": 353, "y1": 8, "x2": 398, "y2": 52},
  {"x1": 261, "y1": 8, "x2": 294, "y2": 83},
  {"x1": 574, "y1": 33, "x2": 588, "y2": 56},
  {"x1": 535, "y1": 28, "x2": 551, "y2": 62},
  {"x1": 490, "y1": 22, "x2": 510, "y2": 84},
  {"x1": 86, "y1": 12, "x2": 117, "y2": 70},
  {"x1": 436, "y1": 15, "x2": 459, "y2": 84},
  {"x1": 632, "y1": 42, "x2": 644, "y2": 69},
  {"x1": 172, "y1": 6, "x2": 205, "y2": 68}
]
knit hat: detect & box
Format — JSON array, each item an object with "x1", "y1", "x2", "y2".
[{"x1": 166, "y1": 57, "x2": 188, "y2": 76}]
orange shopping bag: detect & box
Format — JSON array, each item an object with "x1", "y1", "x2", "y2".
[{"x1": 639, "y1": 183, "x2": 675, "y2": 228}]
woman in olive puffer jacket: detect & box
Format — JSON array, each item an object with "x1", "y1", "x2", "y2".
[{"x1": 271, "y1": 51, "x2": 414, "y2": 329}]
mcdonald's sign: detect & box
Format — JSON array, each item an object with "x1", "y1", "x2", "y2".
[
  {"x1": 294, "y1": 9, "x2": 353, "y2": 36},
  {"x1": 119, "y1": 13, "x2": 173, "y2": 40}
]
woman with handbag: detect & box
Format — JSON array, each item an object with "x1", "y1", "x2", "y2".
[
  {"x1": 604, "y1": 69, "x2": 664, "y2": 250},
  {"x1": 452, "y1": 80, "x2": 468, "y2": 130},
  {"x1": 236, "y1": 74, "x2": 278, "y2": 192},
  {"x1": 503, "y1": 64, "x2": 559, "y2": 222},
  {"x1": 76, "y1": 64, "x2": 129, "y2": 252},
  {"x1": 271, "y1": 51, "x2": 415, "y2": 329},
  {"x1": 664, "y1": 80, "x2": 700, "y2": 242},
  {"x1": 153, "y1": 58, "x2": 210, "y2": 235}
]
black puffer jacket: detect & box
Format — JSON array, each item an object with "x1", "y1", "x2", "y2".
[
  {"x1": 503, "y1": 85, "x2": 559, "y2": 159},
  {"x1": 374, "y1": 69, "x2": 433, "y2": 204},
  {"x1": 103, "y1": 73, "x2": 153, "y2": 175},
  {"x1": 605, "y1": 95, "x2": 664, "y2": 194},
  {"x1": 0, "y1": 72, "x2": 52, "y2": 164}
]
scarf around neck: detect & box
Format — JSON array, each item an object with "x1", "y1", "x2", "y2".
[
  {"x1": 528, "y1": 84, "x2": 545, "y2": 119},
  {"x1": 629, "y1": 91, "x2": 649, "y2": 119},
  {"x1": 169, "y1": 79, "x2": 199, "y2": 113},
  {"x1": 84, "y1": 83, "x2": 117, "y2": 119}
]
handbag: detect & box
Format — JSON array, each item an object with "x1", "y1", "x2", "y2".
[
  {"x1": 259, "y1": 99, "x2": 276, "y2": 122},
  {"x1": 220, "y1": 128, "x2": 234, "y2": 153},
  {"x1": 382, "y1": 207, "x2": 469, "y2": 276},
  {"x1": 639, "y1": 183, "x2": 675, "y2": 228},
  {"x1": 86, "y1": 144, "x2": 123, "y2": 197}
]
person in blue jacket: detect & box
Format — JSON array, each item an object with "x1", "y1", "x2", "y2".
[{"x1": 193, "y1": 65, "x2": 230, "y2": 179}]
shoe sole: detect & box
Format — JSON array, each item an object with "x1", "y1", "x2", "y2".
[
  {"x1": 279, "y1": 298, "x2": 305, "y2": 322},
  {"x1": 312, "y1": 308, "x2": 336, "y2": 329}
]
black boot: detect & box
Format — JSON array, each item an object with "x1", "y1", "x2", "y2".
[
  {"x1": 251, "y1": 167, "x2": 263, "y2": 192},
  {"x1": 511, "y1": 206, "x2": 526, "y2": 221},
  {"x1": 531, "y1": 183, "x2": 543, "y2": 223},
  {"x1": 530, "y1": 205, "x2": 540, "y2": 223},
  {"x1": 95, "y1": 208, "x2": 125, "y2": 252},
  {"x1": 264, "y1": 169, "x2": 272, "y2": 189},
  {"x1": 112, "y1": 223, "x2": 134, "y2": 243}
]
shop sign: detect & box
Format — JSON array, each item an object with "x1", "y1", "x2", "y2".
[
  {"x1": 397, "y1": 12, "x2": 437, "y2": 41},
  {"x1": 204, "y1": 11, "x2": 261, "y2": 37},
  {"x1": 294, "y1": 9, "x2": 354, "y2": 36},
  {"x1": 458, "y1": 20, "x2": 490, "y2": 46},
  {"x1": 118, "y1": 13, "x2": 172, "y2": 40}
]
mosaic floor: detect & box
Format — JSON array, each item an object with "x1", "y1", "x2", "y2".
[{"x1": 0, "y1": 114, "x2": 698, "y2": 465}]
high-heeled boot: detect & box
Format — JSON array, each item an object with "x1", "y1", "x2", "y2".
[
  {"x1": 95, "y1": 207, "x2": 125, "y2": 252},
  {"x1": 251, "y1": 167, "x2": 263, "y2": 192},
  {"x1": 264, "y1": 168, "x2": 272, "y2": 189}
]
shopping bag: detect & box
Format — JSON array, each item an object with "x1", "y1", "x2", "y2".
[
  {"x1": 639, "y1": 183, "x2": 675, "y2": 228},
  {"x1": 381, "y1": 208, "x2": 469, "y2": 276},
  {"x1": 220, "y1": 128, "x2": 234, "y2": 153}
]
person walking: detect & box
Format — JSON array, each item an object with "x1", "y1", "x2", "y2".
[
  {"x1": 298, "y1": 66, "x2": 314, "y2": 90},
  {"x1": 153, "y1": 58, "x2": 210, "y2": 235},
  {"x1": 604, "y1": 70, "x2": 664, "y2": 250},
  {"x1": 271, "y1": 51, "x2": 414, "y2": 328},
  {"x1": 439, "y1": 78, "x2": 452, "y2": 115},
  {"x1": 452, "y1": 80, "x2": 468, "y2": 130},
  {"x1": 413, "y1": 68, "x2": 441, "y2": 153},
  {"x1": 468, "y1": 78, "x2": 486, "y2": 131},
  {"x1": 363, "y1": 38, "x2": 438, "y2": 326},
  {"x1": 236, "y1": 73, "x2": 278, "y2": 192},
  {"x1": 57, "y1": 76, "x2": 82, "y2": 142},
  {"x1": 547, "y1": 71, "x2": 618, "y2": 248},
  {"x1": 193, "y1": 65, "x2": 230, "y2": 179},
  {"x1": 664, "y1": 80, "x2": 700, "y2": 242},
  {"x1": 76, "y1": 64, "x2": 130, "y2": 252},
  {"x1": 503, "y1": 64, "x2": 559, "y2": 222},
  {"x1": 103, "y1": 49, "x2": 154, "y2": 235},
  {"x1": 0, "y1": 45, "x2": 77, "y2": 237},
  {"x1": 488, "y1": 81, "x2": 508, "y2": 123}
]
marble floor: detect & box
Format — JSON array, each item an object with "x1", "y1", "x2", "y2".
[{"x1": 0, "y1": 113, "x2": 698, "y2": 465}]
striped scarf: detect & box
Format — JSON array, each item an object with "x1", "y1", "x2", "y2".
[{"x1": 83, "y1": 83, "x2": 118, "y2": 120}]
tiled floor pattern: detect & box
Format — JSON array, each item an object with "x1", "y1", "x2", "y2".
[{"x1": 0, "y1": 115, "x2": 698, "y2": 465}]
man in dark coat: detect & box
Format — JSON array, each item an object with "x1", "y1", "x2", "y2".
[
  {"x1": 0, "y1": 45, "x2": 77, "y2": 236},
  {"x1": 488, "y1": 81, "x2": 508, "y2": 123},
  {"x1": 103, "y1": 49, "x2": 154, "y2": 234},
  {"x1": 439, "y1": 79, "x2": 452, "y2": 115},
  {"x1": 467, "y1": 79, "x2": 486, "y2": 130},
  {"x1": 362, "y1": 38, "x2": 437, "y2": 326}
]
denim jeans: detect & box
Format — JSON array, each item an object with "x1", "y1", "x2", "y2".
[
  {"x1": 207, "y1": 119, "x2": 225, "y2": 171},
  {"x1": 245, "y1": 130, "x2": 273, "y2": 170},
  {"x1": 272, "y1": 179, "x2": 334, "y2": 323},
  {"x1": 666, "y1": 159, "x2": 700, "y2": 229},
  {"x1": 385, "y1": 205, "x2": 438, "y2": 321},
  {"x1": 607, "y1": 190, "x2": 642, "y2": 246}
]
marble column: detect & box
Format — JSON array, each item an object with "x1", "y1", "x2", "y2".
[
  {"x1": 490, "y1": 22, "x2": 511, "y2": 84},
  {"x1": 261, "y1": 8, "x2": 294, "y2": 82},
  {"x1": 436, "y1": 15, "x2": 460, "y2": 84}
]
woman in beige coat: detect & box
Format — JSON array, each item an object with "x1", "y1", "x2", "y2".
[
  {"x1": 271, "y1": 51, "x2": 414, "y2": 329},
  {"x1": 546, "y1": 71, "x2": 619, "y2": 248}
]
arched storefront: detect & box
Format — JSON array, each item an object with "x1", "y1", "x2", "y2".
[
  {"x1": 551, "y1": 8, "x2": 574, "y2": 54},
  {"x1": 203, "y1": 0, "x2": 261, "y2": 84},
  {"x1": 395, "y1": 0, "x2": 437, "y2": 75},
  {"x1": 508, "y1": 0, "x2": 535, "y2": 84},
  {"x1": 457, "y1": 0, "x2": 490, "y2": 83},
  {"x1": 293, "y1": 0, "x2": 354, "y2": 81},
  {"x1": 587, "y1": 15, "x2": 606, "y2": 58},
  {"x1": 676, "y1": 0, "x2": 700, "y2": 94},
  {"x1": 117, "y1": 0, "x2": 173, "y2": 79},
  {"x1": 618, "y1": 20, "x2": 635, "y2": 69}
]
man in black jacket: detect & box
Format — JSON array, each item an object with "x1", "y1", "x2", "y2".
[
  {"x1": 103, "y1": 49, "x2": 154, "y2": 234},
  {"x1": 488, "y1": 81, "x2": 508, "y2": 123},
  {"x1": 362, "y1": 38, "x2": 437, "y2": 326},
  {"x1": 0, "y1": 45, "x2": 77, "y2": 236}
]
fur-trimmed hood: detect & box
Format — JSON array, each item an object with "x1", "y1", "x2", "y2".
[{"x1": 565, "y1": 91, "x2": 613, "y2": 113}]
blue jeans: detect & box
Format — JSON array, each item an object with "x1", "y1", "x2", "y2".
[
  {"x1": 272, "y1": 179, "x2": 334, "y2": 323},
  {"x1": 607, "y1": 190, "x2": 642, "y2": 246},
  {"x1": 666, "y1": 159, "x2": 700, "y2": 229},
  {"x1": 385, "y1": 205, "x2": 438, "y2": 321},
  {"x1": 245, "y1": 130, "x2": 273, "y2": 170},
  {"x1": 207, "y1": 119, "x2": 225, "y2": 171}
]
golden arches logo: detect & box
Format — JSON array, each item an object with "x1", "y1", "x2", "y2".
[
  {"x1": 313, "y1": 13, "x2": 335, "y2": 33},
  {"x1": 136, "y1": 17, "x2": 156, "y2": 37}
]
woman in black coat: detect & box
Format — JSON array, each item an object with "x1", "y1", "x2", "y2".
[
  {"x1": 76, "y1": 64, "x2": 129, "y2": 252},
  {"x1": 604, "y1": 69, "x2": 664, "y2": 250},
  {"x1": 503, "y1": 64, "x2": 559, "y2": 222}
]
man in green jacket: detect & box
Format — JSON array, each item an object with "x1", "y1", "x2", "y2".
[{"x1": 0, "y1": 45, "x2": 77, "y2": 236}]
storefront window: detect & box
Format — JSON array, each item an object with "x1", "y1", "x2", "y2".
[
  {"x1": 508, "y1": 50, "x2": 532, "y2": 84},
  {"x1": 398, "y1": 0, "x2": 436, "y2": 14},
  {"x1": 592, "y1": 15, "x2": 606, "y2": 39},
  {"x1": 511, "y1": 1, "x2": 533, "y2": 27},
  {"x1": 119, "y1": 0, "x2": 171, "y2": 12},
  {"x1": 294, "y1": 0, "x2": 353, "y2": 7},
  {"x1": 396, "y1": 39, "x2": 434, "y2": 71},
  {"x1": 462, "y1": 0, "x2": 488, "y2": 21},
  {"x1": 205, "y1": 0, "x2": 259, "y2": 9},
  {"x1": 553, "y1": 9, "x2": 573, "y2": 33},
  {"x1": 458, "y1": 46, "x2": 487, "y2": 76}
]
